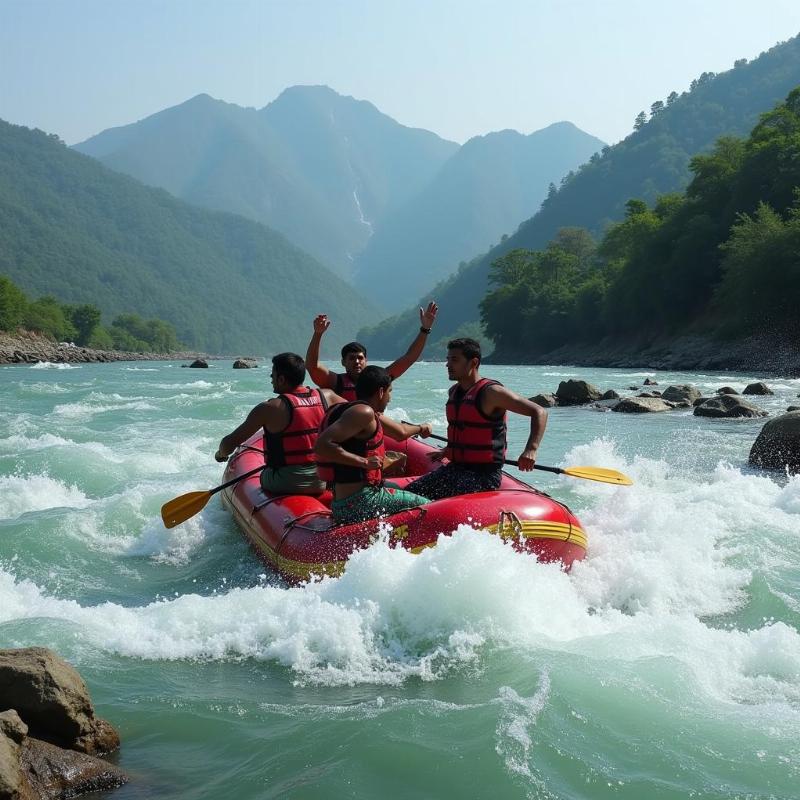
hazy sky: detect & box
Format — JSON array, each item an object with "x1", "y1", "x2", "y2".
[{"x1": 2, "y1": 0, "x2": 800, "y2": 146}]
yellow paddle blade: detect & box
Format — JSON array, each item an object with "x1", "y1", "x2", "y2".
[
  {"x1": 160, "y1": 490, "x2": 212, "y2": 528},
  {"x1": 561, "y1": 466, "x2": 633, "y2": 486}
]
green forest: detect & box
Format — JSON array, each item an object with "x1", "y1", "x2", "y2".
[
  {"x1": 480, "y1": 88, "x2": 800, "y2": 359},
  {"x1": 0, "y1": 274, "x2": 181, "y2": 352},
  {"x1": 0, "y1": 119, "x2": 379, "y2": 355}
]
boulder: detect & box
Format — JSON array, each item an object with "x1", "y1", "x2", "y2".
[
  {"x1": 188, "y1": 359, "x2": 208, "y2": 368},
  {"x1": 694, "y1": 396, "x2": 767, "y2": 418},
  {"x1": 612, "y1": 397, "x2": 673, "y2": 413},
  {"x1": 749, "y1": 411, "x2": 800, "y2": 473},
  {"x1": 554, "y1": 379, "x2": 602, "y2": 406},
  {"x1": 529, "y1": 393, "x2": 557, "y2": 408},
  {"x1": 693, "y1": 396, "x2": 710, "y2": 407},
  {"x1": 0, "y1": 648, "x2": 119, "y2": 755},
  {"x1": 600, "y1": 389, "x2": 620, "y2": 400},
  {"x1": 627, "y1": 385, "x2": 639, "y2": 391},
  {"x1": 743, "y1": 381, "x2": 773, "y2": 395},
  {"x1": 788, "y1": 406, "x2": 800, "y2": 412},
  {"x1": 716, "y1": 386, "x2": 739, "y2": 395},
  {"x1": 232, "y1": 359, "x2": 256, "y2": 369},
  {"x1": 637, "y1": 392, "x2": 659, "y2": 398},
  {"x1": 662, "y1": 384, "x2": 701, "y2": 405},
  {"x1": 643, "y1": 378, "x2": 658, "y2": 385},
  {"x1": 0, "y1": 711, "x2": 29, "y2": 800},
  {"x1": 21, "y1": 738, "x2": 127, "y2": 799}
]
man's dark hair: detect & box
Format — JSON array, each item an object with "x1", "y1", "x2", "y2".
[
  {"x1": 447, "y1": 337, "x2": 482, "y2": 365},
  {"x1": 341, "y1": 341, "x2": 367, "y2": 359},
  {"x1": 272, "y1": 352, "x2": 306, "y2": 386},
  {"x1": 356, "y1": 365, "x2": 392, "y2": 399}
]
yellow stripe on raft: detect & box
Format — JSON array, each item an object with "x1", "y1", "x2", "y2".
[{"x1": 230, "y1": 497, "x2": 587, "y2": 579}]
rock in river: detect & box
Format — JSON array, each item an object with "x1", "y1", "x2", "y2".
[
  {"x1": 749, "y1": 411, "x2": 800, "y2": 473},
  {"x1": 694, "y1": 395, "x2": 766, "y2": 418}
]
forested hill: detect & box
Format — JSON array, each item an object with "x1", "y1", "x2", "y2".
[
  {"x1": 0, "y1": 119, "x2": 380, "y2": 355},
  {"x1": 353, "y1": 122, "x2": 605, "y2": 311},
  {"x1": 358, "y1": 33, "x2": 800, "y2": 356},
  {"x1": 75, "y1": 86, "x2": 459, "y2": 278}
]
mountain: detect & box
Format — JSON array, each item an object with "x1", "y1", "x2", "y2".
[
  {"x1": 358, "y1": 33, "x2": 800, "y2": 356},
  {"x1": 74, "y1": 86, "x2": 459, "y2": 279},
  {"x1": 0, "y1": 118, "x2": 380, "y2": 355},
  {"x1": 352, "y1": 122, "x2": 605, "y2": 310}
]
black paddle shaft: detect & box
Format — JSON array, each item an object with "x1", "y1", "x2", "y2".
[{"x1": 407, "y1": 425, "x2": 565, "y2": 476}]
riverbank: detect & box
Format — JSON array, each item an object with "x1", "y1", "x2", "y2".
[
  {"x1": 0, "y1": 330, "x2": 258, "y2": 366},
  {"x1": 489, "y1": 332, "x2": 800, "y2": 375}
]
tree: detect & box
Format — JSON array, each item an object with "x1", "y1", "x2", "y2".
[
  {"x1": 0, "y1": 276, "x2": 28, "y2": 331},
  {"x1": 650, "y1": 101, "x2": 665, "y2": 117},
  {"x1": 666, "y1": 91, "x2": 679, "y2": 106},
  {"x1": 66, "y1": 303, "x2": 102, "y2": 346},
  {"x1": 633, "y1": 111, "x2": 647, "y2": 131}
]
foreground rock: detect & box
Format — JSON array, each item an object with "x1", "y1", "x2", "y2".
[
  {"x1": 694, "y1": 396, "x2": 767, "y2": 418},
  {"x1": 187, "y1": 359, "x2": 208, "y2": 368},
  {"x1": 716, "y1": 386, "x2": 739, "y2": 395},
  {"x1": 749, "y1": 411, "x2": 800, "y2": 474},
  {"x1": 662, "y1": 384, "x2": 701, "y2": 405},
  {"x1": 612, "y1": 397, "x2": 673, "y2": 413},
  {"x1": 555, "y1": 380, "x2": 602, "y2": 406},
  {"x1": 600, "y1": 389, "x2": 620, "y2": 400},
  {"x1": 743, "y1": 381, "x2": 773, "y2": 395},
  {"x1": 232, "y1": 359, "x2": 257, "y2": 369},
  {"x1": 0, "y1": 648, "x2": 126, "y2": 799}
]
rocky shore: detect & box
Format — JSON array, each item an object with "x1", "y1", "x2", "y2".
[
  {"x1": 0, "y1": 331, "x2": 258, "y2": 366},
  {"x1": 490, "y1": 332, "x2": 800, "y2": 375}
]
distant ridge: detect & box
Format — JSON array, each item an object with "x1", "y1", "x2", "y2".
[
  {"x1": 0, "y1": 119, "x2": 380, "y2": 354},
  {"x1": 353, "y1": 121, "x2": 605, "y2": 309},
  {"x1": 75, "y1": 86, "x2": 459, "y2": 279}
]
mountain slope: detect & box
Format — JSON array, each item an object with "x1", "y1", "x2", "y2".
[
  {"x1": 0, "y1": 119, "x2": 380, "y2": 355},
  {"x1": 353, "y1": 122, "x2": 605, "y2": 310},
  {"x1": 358, "y1": 33, "x2": 800, "y2": 355},
  {"x1": 74, "y1": 86, "x2": 459, "y2": 278}
]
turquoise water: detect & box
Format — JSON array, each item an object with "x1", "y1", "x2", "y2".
[{"x1": 1, "y1": 360, "x2": 798, "y2": 799}]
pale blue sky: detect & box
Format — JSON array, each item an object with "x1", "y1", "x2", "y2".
[{"x1": 2, "y1": 0, "x2": 800, "y2": 146}]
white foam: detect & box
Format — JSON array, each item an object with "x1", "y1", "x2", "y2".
[
  {"x1": 0, "y1": 474, "x2": 91, "y2": 519},
  {"x1": 52, "y1": 400, "x2": 157, "y2": 418},
  {"x1": 29, "y1": 362, "x2": 79, "y2": 370}
]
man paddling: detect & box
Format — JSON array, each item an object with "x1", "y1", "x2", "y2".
[
  {"x1": 405, "y1": 338, "x2": 548, "y2": 500},
  {"x1": 215, "y1": 353, "x2": 345, "y2": 496},
  {"x1": 305, "y1": 301, "x2": 439, "y2": 401},
  {"x1": 315, "y1": 365, "x2": 432, "y2": 525}
]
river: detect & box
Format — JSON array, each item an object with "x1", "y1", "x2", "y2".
[{"x1": 1, "y1": 360, "x2": 798, "y2": 799}]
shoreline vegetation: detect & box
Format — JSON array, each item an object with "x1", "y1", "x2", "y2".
[{"x1": 0, "y1": 330, "x2": 256, "y2": 366}]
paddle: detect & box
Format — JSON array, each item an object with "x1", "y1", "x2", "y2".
[
  {"x1": 160, "y1": 465, "x2": 266, "y2": 528},
  {"x1": 413, "y1": 429, "x2": 633, "y2": 486}
]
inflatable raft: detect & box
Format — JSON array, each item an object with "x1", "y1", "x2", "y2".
[{"x1": 220, "y1": 433, "x2": 587, "y2": 583}]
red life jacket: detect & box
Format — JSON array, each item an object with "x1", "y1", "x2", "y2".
[
  {"x1": 334, "y1": 372, "x2": 357, "y2": 402},
  {"x1": 264, "y1": 387, "x2": 328, "y2": 468},
  {"x1": 446, "y1": 378, "x2": 506, "y2": 465},
  {"x1": 316, "y1": 401, "x2": 385, "y2": 485}
]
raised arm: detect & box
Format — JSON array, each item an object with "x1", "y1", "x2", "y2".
[
  {"x1": 315, "y1": 404, "x2": 381, "y2": 470},
  {"x1": 483, "y1": 385, "x2": 548, "y2": 472},
  {"x1": 215, "y1": 401, "x2": 279, "y2": 462},
  {"x1": 386, "y1": 301, "x2": 438, "y2": 380},
  {"x1": 305, "y1": 314, "x2": 338, "y2": 390}
]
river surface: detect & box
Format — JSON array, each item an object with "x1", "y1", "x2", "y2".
[{"x1": 1, "y1": 360, "x2": 798, "y2": 799}]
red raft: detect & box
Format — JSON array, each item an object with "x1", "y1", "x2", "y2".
[{"x1": 220, "y1": 433, "x2": 587, "y2": 583}]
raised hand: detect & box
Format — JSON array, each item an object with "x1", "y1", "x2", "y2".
[
  {"x1": 417, "y1": 423, "x2": 432, "y2": 438},
  {"x1": 419, "y1": 301, "x2": 438, "y2": 330},
  {"x1": 313, "y1": 314, "x2": 331, "y2": 335},
  {"x1": 366, "y1": 454, "x2": 384, "y2": 471}
]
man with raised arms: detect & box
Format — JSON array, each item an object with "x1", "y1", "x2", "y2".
[
  {"x1": 214, "y1": 352, "x2": 345, "y2": 496},
  {"x1": 315, "y1": 365, "x2": 432, "y2": 525},
  {"x1": 405, "y1": 337, "x2": 548, "y2": 500},
  {"x1": 305, "y1": 301, "x2": 439, "y2": 401}
]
